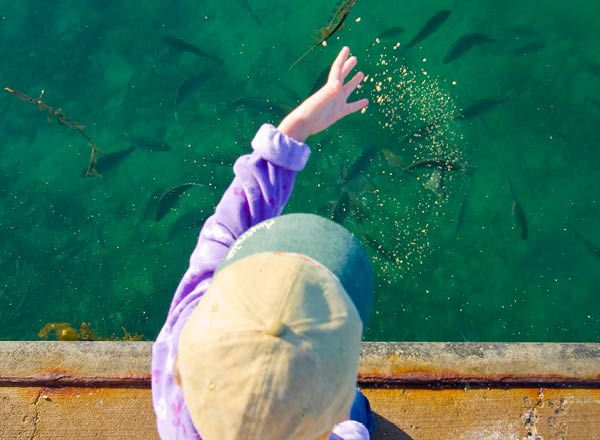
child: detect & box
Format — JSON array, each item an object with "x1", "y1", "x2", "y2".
[{"x1": 152, "y1": 46, "x2": 375, "y2": 439}]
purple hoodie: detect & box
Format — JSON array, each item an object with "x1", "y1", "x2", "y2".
[{"x1": 151, "y1": 124, "x2": 369, "y2": 439}]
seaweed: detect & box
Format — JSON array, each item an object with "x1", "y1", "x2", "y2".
[
  {"x1": 4, "y1": 87, "x2": 101, "y2": 177},
  {"x1": 289, "y1": 0, "x2": 357, "y2": 70},
  {"x1": 38, "y1": 321, "x2": 144, "y2": 341}
]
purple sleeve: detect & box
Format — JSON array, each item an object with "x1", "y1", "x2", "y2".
[
  {"x1": 152, "y1": 124, "x2": 310, "y2": 439},
  {"x1": 167, "y1": 123, "x2": 310, "y2": 316}
]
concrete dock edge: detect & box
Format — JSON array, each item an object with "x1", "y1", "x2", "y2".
[{"x1": 1, "y1": 341, "x2": 599, "y2": 439}]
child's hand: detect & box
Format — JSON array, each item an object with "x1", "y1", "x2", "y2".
[{"x1": 278, "y1": 46, "x2": 368, "y2": 143}]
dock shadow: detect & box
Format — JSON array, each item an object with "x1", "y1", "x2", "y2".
[{"x1": 373, "y1": 413, "x2": 414, "y2": 439}]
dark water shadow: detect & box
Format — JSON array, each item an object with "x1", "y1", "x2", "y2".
[{"x1": 373, "y1": 413, "x2": 414, "y2": 439}]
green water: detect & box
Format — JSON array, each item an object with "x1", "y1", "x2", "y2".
[{"x1": 1, "y1": 0, "x2": 599, "y2": 342}]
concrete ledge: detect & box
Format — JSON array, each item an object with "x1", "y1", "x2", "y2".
[
  {"x1": 1, "y1": 342, "x2": 599, "y2": 439},
  {"x1": 359, "y1": 342, "x2": 600, "y2": 387},
  {"x1": 2, "y1": 341, "x2": 599, "y2": 387},
  {"x1": 0, "y1": 341, "x2": 151, "y2": 387}
]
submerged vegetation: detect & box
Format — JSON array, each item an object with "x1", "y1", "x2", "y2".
[
  {"x1": 289, "y1": 0, "x2": 358, "y2": 70},
  {"x1": 4, "y1": 87, "x2": 101, "y2": 177},
  {"x1": 38, "y1": 322, "x2": 144, "y2": 341},
  {"x1": 1, "y1": 0, "x2": 599, "y2": 342}
]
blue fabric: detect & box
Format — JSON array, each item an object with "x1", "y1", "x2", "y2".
[
  {"x1": 350, "y1": 389, "x2": 377, "y2": 435},
  {"x1": 217, "y1": 213, "x2": 375, "y2": 325}
]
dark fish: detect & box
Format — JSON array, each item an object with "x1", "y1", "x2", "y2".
[
  {"x1": 443, "y1": 33, "x2": 496, "y2": 64},
  {"x1": 174, "y1": 73, "x2": 211, "y2": 120},
  {"x1": 397, "y1": 122, "x2": 439, "y2": 148},
  {"x1": 458, "y1": 97, "x2": 505, "y2": 120},
  {"x1": 347, "y1": 190, "x2": 368, "y2": 222},
  {"x1": 340, "y1": 146, "x2": 378, "y2": 185},
  {"x1": 83, "y1": 147, "x2": 135, "y2": 176},
  {"x1": 290, "y1": 0, "x2": 357, "y2": 70},
  {"x1": 330, "y1": 188, "x2": 351, "y2": 224},
  {"x1": 236, "y1": 0, "x2": 263, "y2": 26},
  {"x1": 329, "y1": 187, "x2": 366, "y2": 224},
  {"x1": 168, "y1": 211, "x2": 207, "y2": 239},
  {"x1": 128, "y1": 135, "x2": 170, "y2": 152},
  {"x1": 508, "y1": 179, "x2": 528, "y2": 240},
  {"x1": 591, "y1": 98, "x2": 600, "y2": 109},
  {"x1": 512, "y1": 41, "x2": 545, "y2": 56},
  {"x1": 362, "y1": 233, "x2": 398, "y2": 263},
  {"x1": 229, "y1": 96, "x2": 293, "y2": 118},
  {"x1": 406, "y1": 10, "x2": 452, "y2": 49},
  {"x1": 142, "y1": 187, "x2": 165, "y2": 222},
  {"x1": 310, "y1": 67, "x2": 330, "y2": 95},
  {"x1": 571, "y1": 228, "x2": 600, "y2": 261},
  {"x1": 156, "y1": 183, "x2": 204, "y2": 222},
  {"x1": 400, "y1": 158, "x2": 467, "y2": 175},
  {"x1": 379, "y1": 26, "x2": 405, "y2": 39},
  {"x1": 161, "y1": 36, "x2": 223, "y2": 63},
  {"x1": 274, "y1": 80, "x2": 302, "y2": 104}
]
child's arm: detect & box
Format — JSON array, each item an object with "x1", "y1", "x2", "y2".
[{"x1": 167, "y1": 46, "x2": 367, "y2": 318}]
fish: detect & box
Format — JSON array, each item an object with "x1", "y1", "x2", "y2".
[
  {"x1": 457, "y1": 97, "x2": 505, "y2": 120},
  {"x1": 382, "y1": 149, "x2": 405, "y2": 170},
  {"x1": 161, "y1": 36, "x2": 223, "y2": 63},
  {"x1": 168, "y1": 211, "x2": 208, "y2": 239},
  {"x1": 310, "y1": 67, "x2": 330, "y2": 95},
  {"x1": 142, "y1": 187, "x2": 165, "y2": 222},
  {"x1": 289, "y1": 0, "x2": 357, "y2": 70},
  {"x1": 512, "y1": 41, "x2": 545, "y2": 56},
  {"x1": 339, "y1": 146, "x2": 378, "y2": 185},
  {"x1": 406, "y1": 10, "x2": 452, "y2": 49},
  {"x1": 274, "y1": 80, "x2": 302, "y2": 104},
  {"x1": 228, "y1": 96, "x2": 293, "y2": 118},
  {"x1": 571, "y1": 228, "x2": 600, "y2": 262},
  {"x1": 399, "y1": 158, "x2": 468, "y2": 175},
  {"x1": 83, "y1": 147, "x2": 135, "y2": 177},
  {"x1": 379, "y1": 26, "x2": 405, "y2": 39},
  {"x1": 508, "y1": 178, "x2": 528, "y2": 240},
  {"x1": 591, "y1": 98, "x2": 600, "y2": 109},
  {"x1": 362, "y1": 233, "x2": 398, "y2": 264},
  {"x1": 236, "y1": 0, "x2": 263, "y2": 26},
  {"x1": 397, "y1": 122, "x2": 439, "y2": 148},
  {"x1": 83, "y1": 133, "x2": 171, "y2": 176},
  {"x1": 379, "y1": 124, "x2": 440, "y2": 159},
  {"x1": 329, "y1": 187, "x2": 366, "y2": 224},
  {"x1": 155, "y1": 183, "x2": 205, "y2": 222},
  {"x1": 174, "y1": 73, "x2": 211, "y2": 120},
  {"x1": 443, "y1": 33, "x2": 496, "y2": 64},
  {"x1": 128, "y1": 135, "x2": 171, "y2": 152},
  {"x1": 347, "y1": 190, "x2": 368, "y2": 222},
  {"x1": 423, "y1": 169, "x2": 444, "y2": 196},
  {"x1": 330, "y1": 188, "x2": 351, "y2": 224}
]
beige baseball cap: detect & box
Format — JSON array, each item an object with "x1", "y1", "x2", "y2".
[{"x1": 178, "y1": 252, "x2": 363, "y2": 440}]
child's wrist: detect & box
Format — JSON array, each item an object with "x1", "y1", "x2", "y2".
[{"x1": 277, "y1": 113, "x2": 311, "y2": 143}]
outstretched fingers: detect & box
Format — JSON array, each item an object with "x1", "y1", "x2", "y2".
[
  {"x1": 341, "y1": 56, "x2": 357, "y2": 81},
  {"x1": 329, "y1": 46, "x2": 350, "y2": 83},
  {"x1": 343, "y1": 71, "x2": 364, "y2": 97},
  {"x1": 344, "y1": 98, "x2": 369, "y2": 116}
]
